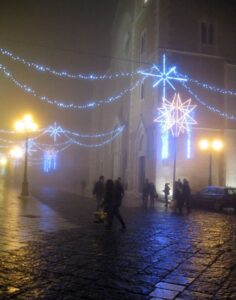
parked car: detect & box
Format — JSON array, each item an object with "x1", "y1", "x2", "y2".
[{"x1": 191, "y1": 186, "x2": 236, "y2": 211}]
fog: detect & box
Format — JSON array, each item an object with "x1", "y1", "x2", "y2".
[{"x1": 0, "y1": 0, "x2": 118, "y2": 193}]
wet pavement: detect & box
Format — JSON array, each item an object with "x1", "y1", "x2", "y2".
[{"x1": 0, "y1": 184, "x2": 236, "y2": 299}]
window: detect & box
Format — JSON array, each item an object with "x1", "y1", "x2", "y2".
[
  {"x1": 123, "y1": 32, "x2": 130, "y2": 54},
  {"x1": 208, "y1": 24, "x2": 214, "y2": 45},
  {"x1": 201, "y1": 22, "x2": 207, "y2": 44},
  {"x1": 140, "y1": 30, "x2": 146, "y2": 57},
  {"x1": 200, "y1": 22, "x2": 215, "y2": 46},
  {"x1": 140, "y1": 82, "x2": 145, "y2": 100}
]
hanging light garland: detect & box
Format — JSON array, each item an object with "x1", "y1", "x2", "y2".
[
  {"x1": 0, "y1": 47, "x2": 138, "y2": 80},
  {"x1": 0, "y1": 64, "x2": 143, "y2": 110}
]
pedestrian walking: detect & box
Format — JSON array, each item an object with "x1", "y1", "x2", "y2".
[
  {"x1": 142, "y1": 179, "x2": 150, "y2": 207},
  {"x1": 114, "y1": 177, "x2": 126, "y2": 230},
  {"x1": 163, "y1": 183, "x2": 170, "y2": 207},
  {"x1": 102, "y1": 179, "x2": 126, "y2": 230},
  {"x1": 183, "y1": 178, "x2": 191, "y2": 213},
  {"x1": 174, "y1": 180, "x2": 184, "y2": 214},
  {"x1": 149, "y1": 182, "x2": 158, "y2": 208},
  {"x1": 93, "y1": 175, "x2": 105, "y2": 210}
]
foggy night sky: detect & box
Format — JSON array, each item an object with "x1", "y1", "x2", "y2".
[{"x1": 0, "y1": 0, "x2": 118, "y2": 130}]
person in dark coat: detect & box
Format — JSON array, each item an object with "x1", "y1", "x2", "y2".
[
  {"x1": 174, "y1": 180, "x2": 184, "y2": 214},
  {"x1": 102, "y1": 179, "x2": 126, "y2": 230},
  {"x1": 149, "y1": 182, "x2": 157, "y2": 208},
  {"x1": 183, "y1": 178, "x2": 191, "y2": 213},
  {"x1": 142, "y1": 179, "x2": 150, "y2": 207},
  {"x1": 93, "y1": 175, "x2": 105, "y2": 210},
  {"x1": 114, "y1": 178, "x2": 126, "y2": 230},
  {"x1": 163, "y1": 183, "x2": 170, "y2": 207}
]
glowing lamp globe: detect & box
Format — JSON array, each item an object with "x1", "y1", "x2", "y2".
[
  {"x1": 212, "y1": 140, "x2": 223, "y2": 151},
  {"x1": 0, "y1": 157, "x2": 7, "y2": 166},
  {"x1": 10, "y1": 146, "x2": 24, "y2": 159},
  {"x1": 199, "y1": 139, "x2": 209, "y2": 150}
]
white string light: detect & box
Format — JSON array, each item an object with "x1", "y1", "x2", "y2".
[
  {"x1": 0, "y1": 47, "x2": 138, "y2": 80},
  {"x1": 0, "y1": 64, "x2": 143, "y2": 110}
]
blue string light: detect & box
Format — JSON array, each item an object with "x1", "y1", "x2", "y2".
[
  {"x1": 183, "y1": 83, "x2": 236, "y2": 121},
  {"x1": 0, "y1": 64, "x2": 143, "y2": 110},
  {"x1": 178, "y1": 73, "x2": 236, "y2": 97},
  {"x1": 0, "y1": 47, "x2": 138, "y2": 80},
  {"x1": 66, "y1": 126, "x2": 125, "y2": 148}
]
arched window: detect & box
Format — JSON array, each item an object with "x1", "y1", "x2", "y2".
[
  {"x1": 208, "y1": 24, "x2": 214, "y2": 45},
  {"x1": 201, "y1": 22, "x2": 207, "y2": 44}
]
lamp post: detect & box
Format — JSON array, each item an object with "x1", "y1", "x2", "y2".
[
  {"x1": 14, "y1": 114, "x2": 38, "y2": 197},
  {"x1": 199, "y1": 139, "x2": 223, "y2": 186}
]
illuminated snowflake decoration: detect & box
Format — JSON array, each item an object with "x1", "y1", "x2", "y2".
[
  {"x1": 155, "y1": 93, "x2": 197, "y2": 137},
  {"x1": 139, "y1": 54, "x2": 187, "y2": 93},
  {"x1": 43, "y1": 149, "x2": 57, "y2": 172},
  {"x1": 46, "y1": 122, "x2": 64, "y2": 142},
  {"x1": 21, "y1": 139, "x2": 37, "y2": 156}
]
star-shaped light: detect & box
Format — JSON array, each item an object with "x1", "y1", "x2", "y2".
[
  {"x1": 155, "y1": 93, "x2": 197, "y2": 137},
  {"x1": 46, "y1": 122, "x2": 64, "y2": 142},
  {"x1": 139, "y1": 54, "x2": 187, "y2": 91}
]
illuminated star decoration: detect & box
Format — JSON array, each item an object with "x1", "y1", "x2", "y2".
[
  {"x1": 46, "y1": 122, "x2": 64, "y2": 142},
  {"x1": 139, "y1": 54, "x2": 187, "y2": 98},
  {"x1": 155, "y1": 93, "x2": 197, "y2": 137}
]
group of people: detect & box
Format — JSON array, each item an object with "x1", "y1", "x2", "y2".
[
  {"x1": 142, "y1": 178, "x2": 191, "y2": 214},
  {"x1": 93, "y1": 175, "x2": 192, "y2": 230},
  {"x1": 142, "y1": 179, "x2": 158, "y2": 208},
  {"x1": 93, "y1": 176, "x2": 126, "y2": 230}
]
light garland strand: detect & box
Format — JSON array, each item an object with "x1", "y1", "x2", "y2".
[
  {"x1": 0, "y1": 64, "x2": 143, "y2": 109},
  {"x1": 178, "y1": 73, "x2": 236, "y2": 97},
  {"x1": 65, "y1": 126, "x2": 125, "y2": 148},
  {"x1": 64, "y1": 125, "x2": 124, "y2": 138},
  {"x1": 183, "y1": 83, "x2": 236, "y2": 121},
  {"x1": 0, "y1": 48, "x2": 138, "y2": 80}
]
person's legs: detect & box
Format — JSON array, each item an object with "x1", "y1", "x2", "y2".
[
  {"x1": 96, "y1": 195, "x2": 102, "y2": 210},
  {"x1": 165, "y1": 194, "x2": 168, "y2": 206},
  {"x1": 114, "y1": 208, "x2": 126, "y2": 229},
  {"x1": 105, "y1": 209, "x2": 113, "y2": 229}
]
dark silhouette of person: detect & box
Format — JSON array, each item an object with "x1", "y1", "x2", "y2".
[
  {"x1": 114, "y1": 178, "x2": 126, "y2": 230},
  {"x1": 114, "y1": 177, "x2": 124, "y2": 207},
  {"x1": 142, "y1": 179, "x2": 150, "y2": 207},
  {"x1": 174, "y1": 180, "x2": 184, "y2": 214},
  {"x1": 149, "y1": 182, "x2": 157, "y2": 208},
  {"x1": 183, "y1": 178, "x2": 191, "y2": 213},
  {"x1": 163, "y1": 183, "x2": 170, "y2": 207},
  {"x1": 102, "y1": 179, "x2": 126, "y2": 230},
  {"x1": 93, "y1": 175, "x2": 105, "y2": 210}
]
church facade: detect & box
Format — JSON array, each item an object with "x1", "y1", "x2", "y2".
[{"x1": 89, "y1": 0, "x2": 236, "y2": 196}]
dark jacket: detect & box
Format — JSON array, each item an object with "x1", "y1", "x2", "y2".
[{"x1": 93, "y1": 181, "x2": 105, "y2": 197}]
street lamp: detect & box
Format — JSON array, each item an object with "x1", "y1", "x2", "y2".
[
  {"x1": 199, "y1": 138, "x2": 224, "y2": 186},
  {"x1": 14, "y1": 114, "x2": 38, "y2": 197},
  {"x1": 9, "y1": 146, "x2": 24, "y2": 159}
]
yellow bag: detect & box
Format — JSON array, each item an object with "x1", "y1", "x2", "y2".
[{"x1": 94, "y1": 210, "x2": 107, "y2": 223}]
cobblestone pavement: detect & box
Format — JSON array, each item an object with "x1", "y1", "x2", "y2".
[{"x1": 0, "y1": 184, "x2": 236, "y2": 299}]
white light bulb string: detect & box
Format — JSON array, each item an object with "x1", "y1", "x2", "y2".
[
  {"x1": 0, "y1": 63, "x2": 143, "y2": 109},
  {"x1": 0, "y1": 47, "x2": 139, "y2": 80},
  {"x1": 182, "y1": 82, "x2": 236, "y2": 121}
]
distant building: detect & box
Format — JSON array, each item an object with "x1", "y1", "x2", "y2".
[{"x1": 89, "y1": 0, "x2": 236, "y2": 196}]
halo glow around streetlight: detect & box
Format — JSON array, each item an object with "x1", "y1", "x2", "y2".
[
  {"x1": 10, "y1": 146, "x2": 24, "y2": 159},
  {"x1": 0, "y1": 157, "x2": 7, "y2": 166},
  {"x1": 212, "y1": 140, "x2": 224, "y2": 151},
  {"x1": 15, "y1": 114, "x2": 38, "y2": 133},
  {"x1": 199, "y1": 139, "x2": 209, "y2": 150}
]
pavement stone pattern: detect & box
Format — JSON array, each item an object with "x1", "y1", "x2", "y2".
[{"x1": 0, "y1": 185, "x2": 236, "y2": 299}]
